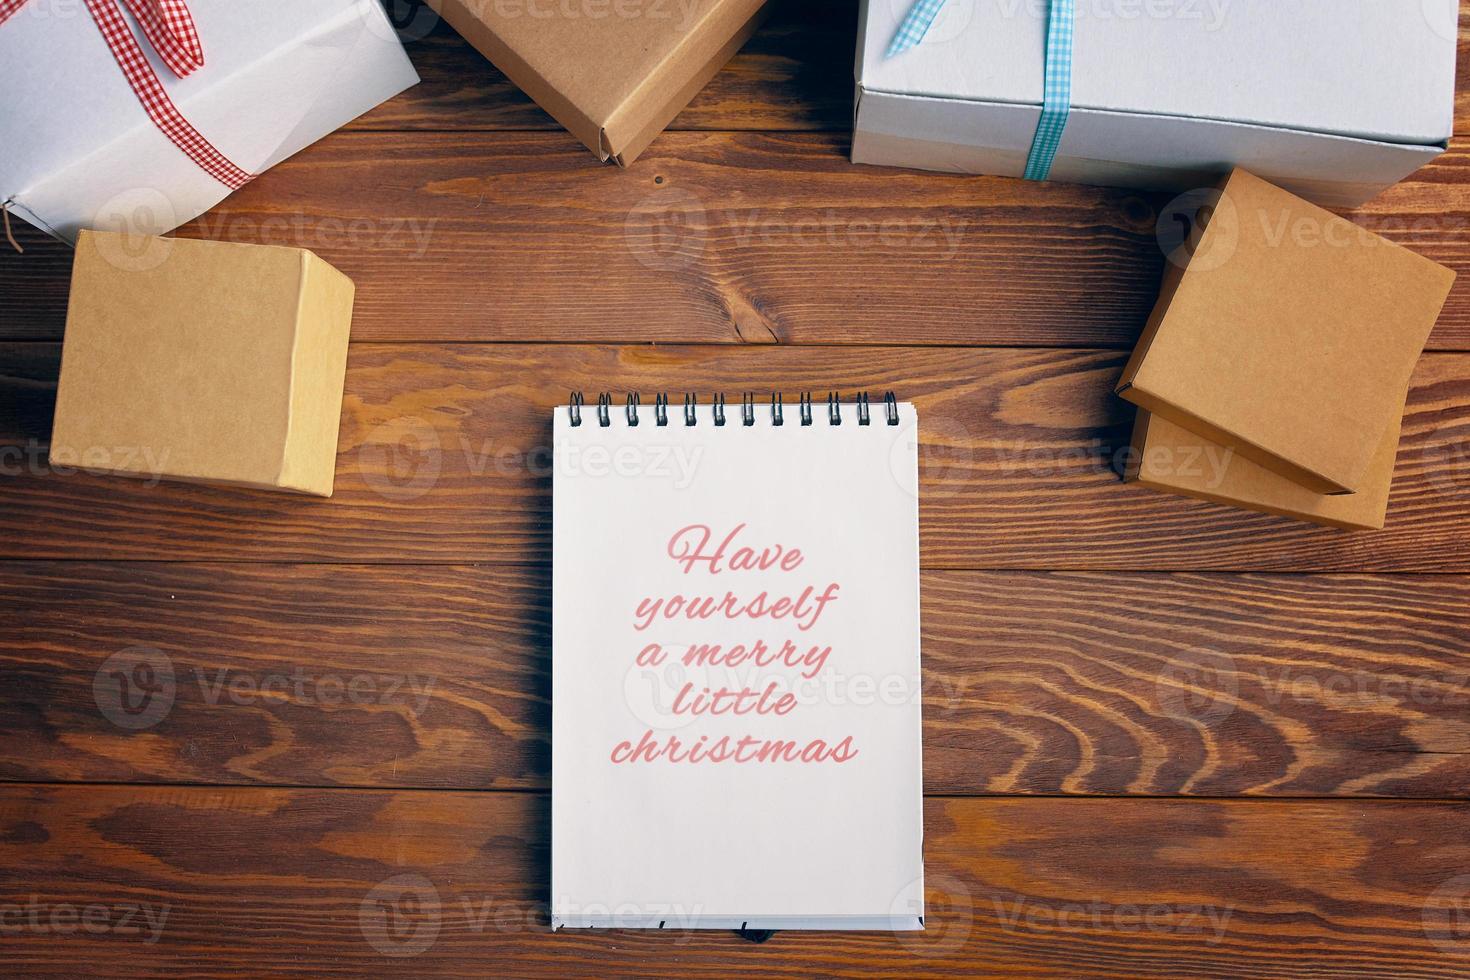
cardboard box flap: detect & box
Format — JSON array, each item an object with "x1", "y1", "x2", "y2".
[
  {"x1": 857, "y1": 0, "x2": 1456, "y2": 147},
  {"x1": 428, "y1": 0, "x2": 767, "y2": 163},
  {"x1": 1128, "y1": 408, "x2": 1402, "y2": 531}
]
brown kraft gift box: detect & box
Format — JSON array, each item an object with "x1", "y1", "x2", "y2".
[
  {"x1": 1116, "y1": 168, "x2": 1453, "y2": 495},
  {"x1": 49, "y1": 231, "x2": 355, "y2": 496},
  {"x1": 1125, "y1": 408, "x2": 1403, "y2": 531},
  {"x1": 425, "y1": 0, "x2": 771, "y2": 164}
]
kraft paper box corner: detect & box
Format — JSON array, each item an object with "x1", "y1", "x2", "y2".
[
  {"x1": 0, "y1": 0, "x2": 419, "y2": 243},
  {"x1": 1125, "y1": 409, "x2": 1402, "y2": 532},
  {"x1": 1115, "y1": 169, "x2": 1453, "y2": 496},
  {"x1": 425, "y1": 0, "x2": 770, "y2": 165},
  {"x1": 49, "y1": 231, "x2": 355, "y2": 497},
  {"x1": 852, "y1": 0, "x2": 1458, "y2": 207}
]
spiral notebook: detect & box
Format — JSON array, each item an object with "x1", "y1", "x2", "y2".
[{"x1": 551, "y1": 392, "x2": 924, "y2": 932}]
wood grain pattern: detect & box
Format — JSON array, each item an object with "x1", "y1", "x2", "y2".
[
  {"x1": 4, "y1": 135, "x2": 1470, "y2": 348},
  {"x1": 3, "y1": 562, "x2": 1468, "y2": 797},
  {"x1": 3, "y1": 6, "x2": 1470, "y2": 977},
  {"x1": 3, "y1": 343, "x2": 1470, "y2": 569},
  {"x1": 1, "y1": 786, "x2": 1468, "y2": 979}
]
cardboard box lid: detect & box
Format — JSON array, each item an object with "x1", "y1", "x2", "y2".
[
  {"x1": 1116, "y1": 169, "x2": 1453, "y2": 494},
  {"x1": 49, "y1": 232, "x2": 355, "y2": 496},
  {"x1": 426, "y1": 0, "x2": 768, "y2": 164},
  {"x1": 1, "y1": 0, "x2": 419, "y2": 242},
  {"x1": 1126, "y1": 409, "x2": 1400, "y2": 531},
  {"x1": 857, "y1": 0, "x2": 1456, "y2": 148}
]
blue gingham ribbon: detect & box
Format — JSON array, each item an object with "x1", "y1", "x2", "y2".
[
  {"x1": 887, "y1": 0, "x2": 1076, "y2": 182},
  {"x1": 885, "y1": 0, "x2": 948, "y2": 56}
]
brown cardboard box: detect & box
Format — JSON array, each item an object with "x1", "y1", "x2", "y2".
[
  {"x1": 1125, "y1": 408, "x2": 1401, "y2": 531},
  {"x1": 425, "y1": 0, "x2": 770, "y2": 164},
  {"x1": 1116, "y1": 168, "x2": 1453, "y2": 495},
  {"x1": 49, "y1": 231, "x2": 355, "y2": 496}
]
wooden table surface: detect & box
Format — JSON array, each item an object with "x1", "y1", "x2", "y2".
[{"x1": 4, "y1": 3, "x2": 1470, "y2": 976}]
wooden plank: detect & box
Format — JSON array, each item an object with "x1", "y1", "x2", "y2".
[
  {"x1": 4, "y1": 562, "x2": 1468, "y2": 797},
  {"x1": 5, "y1": 134, "x2": 1470, "y2": 348},
  {"x1": 349, "y1": 0, "x2": 856, "y2": 133},
  {"x1": 1, "y1": 786, "x2": 1467, "y2": 978},
  {"x1": 3, "y1": 343, "x2": 1470, "y2": 570},
  {"x1": 1460, "y1": 2, "x2": 1470, "y2": 132}
]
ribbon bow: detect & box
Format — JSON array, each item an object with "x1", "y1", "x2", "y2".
[
  {"x1": 886, "y1": 0, "x2": 1075, "y2": 182},
  {"x1": 1, "y1": 0, "x2": 252, "y2": 190}
]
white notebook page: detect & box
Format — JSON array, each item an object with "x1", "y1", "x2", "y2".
[{"x1": 551, "y1": 397, "x2": 924, "y2": 931}]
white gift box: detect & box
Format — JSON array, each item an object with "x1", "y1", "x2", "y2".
[
  {"x1": 1, "y1": 0, "x2": 419, "y2": 242},
  {"x1": 853, "y1": 0, "x2": 1458, "y2": 207}
]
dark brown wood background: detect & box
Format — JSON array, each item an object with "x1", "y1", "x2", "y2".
[{"x1": 3, "y1": 3, "x2": 1470, "y2": 976}]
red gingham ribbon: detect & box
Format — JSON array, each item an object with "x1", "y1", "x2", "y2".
[{"x1": 1, "y1": 0, "x2": 252, "y2": 190}]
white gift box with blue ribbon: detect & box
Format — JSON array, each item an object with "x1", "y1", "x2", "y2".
[{"x1": 854, "y1": 0, "x2": 1457, "y2": 207}]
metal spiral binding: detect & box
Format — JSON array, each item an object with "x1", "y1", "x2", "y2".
[{"x1": 568, "y1": 391, "x2": 901, "y2": 426}]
